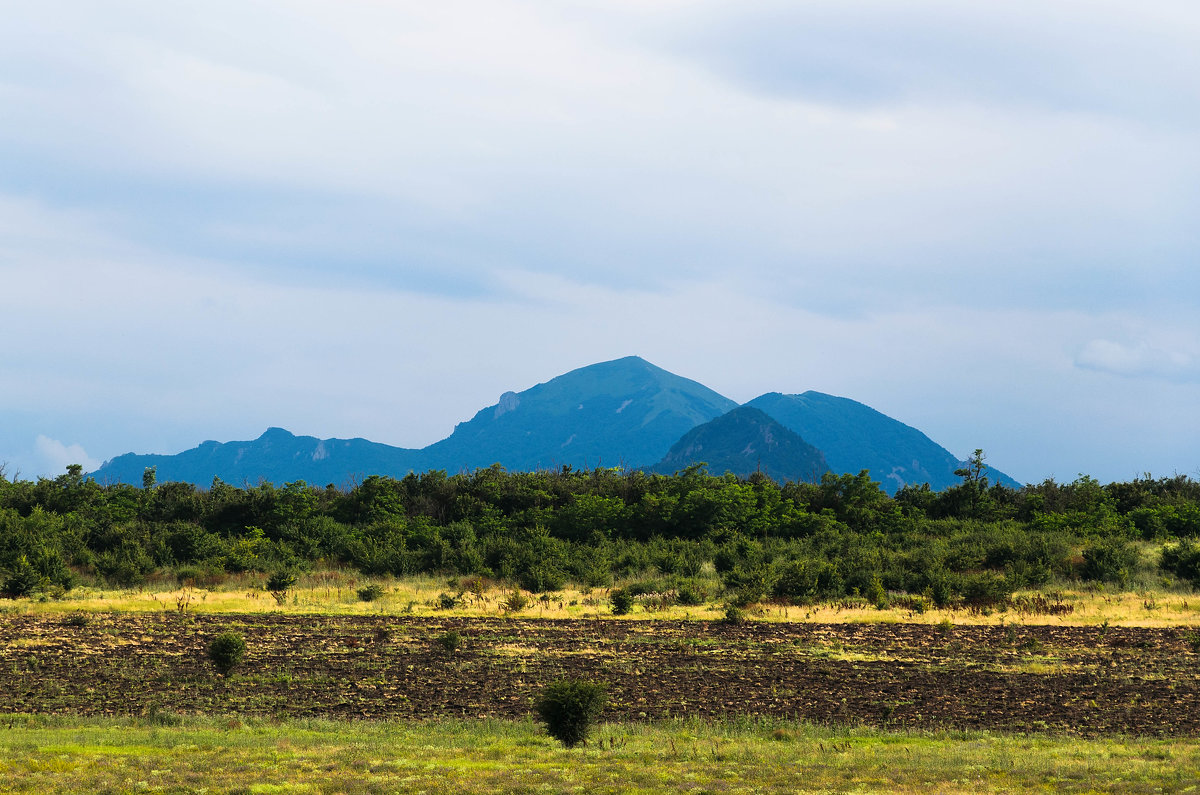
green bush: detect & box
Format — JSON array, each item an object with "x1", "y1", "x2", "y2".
[
  {"x1": 1161, "y1": 541, "x2": 1200, "y2": 589},
  {"x1": 865, "y1": 573, "x2": 887, "y2": 609},
  {"x1": 722, "y1": 604, "x2": 746, "y2": 625},
  {"x1": 267, "y1": 570, "x2": 297, "y2": 604},
  {"x1": 1, "y1": 557, "x2": 41, "y2": 598},
  {"x1": 207, "y1": 631, "x2": 247, "y2": 675},
  {"x1": 610, "y1": 588, "x2": 633, "y2": 616},
  {"x1": 535, "y1": 679, "x2": 607, "y2": 748},
  {"x1": 1082, "y1": 538, "x2": 1139, "y2": 586},
  {"x1": 266, "y1": 570, "x2": 297, "y2": 593},
  {"x1": 503, "y1": 589, "x2": 529, "y2": 612},
  {"x1": 438, "y1": 592, "x2": 458, "y2": 610},
  {"x1": 674, "y1": 582, "x2": 705, "y2": 606},
  {"x1": 958, "y1": 571, "x2": 1014, "y2": 608},
  {"x1": 435, "y1": 630, "x2": 462, "y2": 654},
  {"x1": 357, "y1": 583, "x2": 385, "y2": 602}
]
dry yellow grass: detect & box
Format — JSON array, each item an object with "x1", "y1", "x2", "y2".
[{"x1": 6, "y1": 568, "x2": 1199, "y2": 628}]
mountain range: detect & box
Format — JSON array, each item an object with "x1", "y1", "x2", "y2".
[{"x1": 90, "y1": 356, "x2": 1019, "y2": 492}]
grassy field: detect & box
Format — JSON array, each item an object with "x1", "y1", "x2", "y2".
[
  {"x1": 1, "y1": 714, "x2": 1197, "y2": 794},
  {"x1": 7, "y1": 569, "x2": 1200, "y2": 629},
  {"x1": 3, "y1": 572, "x2": 1199, "y2": 792}
]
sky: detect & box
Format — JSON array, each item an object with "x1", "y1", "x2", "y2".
[{"x1": 2, "y1": 0, "x2": 1199, "y2": 486}]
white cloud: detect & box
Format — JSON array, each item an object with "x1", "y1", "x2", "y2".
[
  {"x1": 1075, "y1": 339, "x2": 1199, "y2": 382},
  {"x1": 34, "y1": 436, "x2": 101, "y2": 475},
  {"x1": 1, "y1": 2, "x2": 1199, "y2": 486}
]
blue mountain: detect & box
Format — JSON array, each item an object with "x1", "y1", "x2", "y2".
[
  {"x1": 88, "y1": 358, "x2": 1020, "y2": 492},
  {"x1": 745, "y1": 392, "x2": 1020, "y2": 492},
  {"x1": 91, "y1": 427, "x2": 421, "y2": 488},
  {"x1": 89, "y1": 356, "x2": 738, "y2": 486},
  {"x1": 420, "y1": 356, "x2": 738, "y2": 472},
  {"x1": 649, "y1": 406, "x2": 830, "y2": 482}
]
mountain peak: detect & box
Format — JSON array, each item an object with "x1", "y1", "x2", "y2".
[
  {"x1": 651, "y1": 406, "x2": 829, "y2": 482},
  {"x1": 745, "y1": 392, "x2": 1019, "y2": 492},
  {"x1": 421, "y1": 356, "x2": 738, "y2": 471}
]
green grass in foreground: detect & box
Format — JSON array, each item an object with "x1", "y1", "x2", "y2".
[{"x1": 0, "y1": 715, "x2": 1197, "y2": 794}]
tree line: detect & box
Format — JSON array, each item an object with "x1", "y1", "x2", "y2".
[{"x1": 2, "y1": 458, "x2": 1199, "y2": 605}]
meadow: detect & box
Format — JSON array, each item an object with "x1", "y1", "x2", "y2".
[
  {"x1": 5, "y1": 469, "x2": 1200, "y2": 790},
  {"x1": 2, "y1": 713, "x2": 1198, "y2": 794},
  {"x1": 2, "y1": 575, "x2": 1200, "y2": 792}
]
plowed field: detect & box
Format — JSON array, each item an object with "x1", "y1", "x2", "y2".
[{"x1": 2, "y1": 613, "x2": 1197, "y2": 736}]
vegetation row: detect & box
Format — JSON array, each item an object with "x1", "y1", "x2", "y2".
[{"x1": 3, "y1": 458, "x2": 1200, "y2": 609}]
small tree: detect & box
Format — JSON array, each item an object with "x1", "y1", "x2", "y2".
[
  {"x1": 207, "y1": 631, "x2": 247, "y2": 675},
  {"x1": 536, "y1": 679, "x2": 607, "y2": 748},
  {"x1": 267, "y1": 570, "x2": 297, "y2": 605},
  {"x1": 435, "y1": 630, "x2": 462, "y2": 654},
  {"x1": 610, "y1": 588, "x2": 633, "y2": 616}
]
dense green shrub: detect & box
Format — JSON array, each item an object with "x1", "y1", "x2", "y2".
[
  {"x1": 207, "y1": 632, "x2": 247, "y2": 675},
  {"x1": 1, "y1": 556, "x2": 41, "y2": 598},
  {"x1": 722, "y1": 604, "x2": 746, "y2": 625},
  {"x1": 435, "y1": 630, "x2": 461, "y2": 654},
  {"x1": 535, "y1": 679, "x2": 607, "y2": 747},
  {"x1": 674, "y1": 582, "x2": 705, "y2": 606},
  {"x1": 1161, "y1": 540, "x2": 1200, "y2": 588},
  {"x1": 610, "y1": 589, "x2": 633, "y2": 615},
  {"x1": 266, "y1": 570, "x2": 297, "y2": 593},
  {"x1": 357, "y1": 583, "x2": 385, "y2": 602},
  {"x1": 267, "y1": 570, "x2": 297, "y2": 604},
  {"x1": 1082, "y1": 538, "x2": 1139, "y2": 586},
  {"x1": 958, "y1": 571, "x2": 1013, "y2": 608},
  {"x1": 503, "y1": 589, "x2": 529, "y2": 612},
  {"x1": 865, "y1": 573, "x2": 888, "y2": 608}
]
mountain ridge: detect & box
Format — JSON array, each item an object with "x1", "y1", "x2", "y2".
[
  {"x1": 745, "y1": 391, "x2": 1020, "y2": 492},
  {"x1": 89, "y1": 356, "x2": 1019, "y2": 491}
]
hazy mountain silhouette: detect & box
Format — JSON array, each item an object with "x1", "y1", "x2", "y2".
[
  {"x1": 649, "y1": 406, "x2": 829, "y2": 483},
  {"x1": 745, "y1": 392, "x2": 1020, "y2": 492},
  {"x1": 419, "y1": 356, "x2": 738, "y2": 473},
  {"x1": 90, "y1": 356, "x2": 738, "y2": 486},
  {"x1": 89, "y1": 357, "x2": 1019, "y2": 491}
]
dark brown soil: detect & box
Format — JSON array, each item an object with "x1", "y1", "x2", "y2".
[{"x1": 2, "y1": 613, "x2": 1197, "y2": 736}]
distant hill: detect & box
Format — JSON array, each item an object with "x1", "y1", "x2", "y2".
[
  {"x1": 745, "y1": 392, "x2": 1020, "y2": 493},
  {"x1": 420, "y1": 356, "x2": 739, "y2": 472},
  {"x1": 89, "y1": 358, "x2": 1020, "y2": 492},
  {"x1": 649, "y1": 406, "x2": 830, "y2": 482},
  {"x1": 90, "y1": 356, "x2": 739, "y2": 486},
  {"x1": 90, "y1": 427, "x2": 421, "y2": 488}
]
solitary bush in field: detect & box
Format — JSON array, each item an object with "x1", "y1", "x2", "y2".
[
  {"x1": 357, "y1": 583, "x2": 385, "y2": 602},
  {"x1": 435, "y1": 630, "x2": 462, "y2": 654},
  {"x1": 207, "y1": 632, "x2": 247, "y2": 675},
  {"x1": 610, "y1": 588, "x2": 633, "y2": 615},
  {"x1": 536, "y1": 679, "x2": 607, "y2": 748},
  {"x1": 267, "y1": 570, "x2": 297, "y2": 605},
  {"x1": 722, "y1": 604, "x2": 746, "y2": 625},
  {"x1": 503, "y1": 589, "x2": 529, "y2": 612}
]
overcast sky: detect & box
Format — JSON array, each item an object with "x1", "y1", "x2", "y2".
[{"x1": 3, "y1": 0, "x2": 1198, "y2": 485}]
